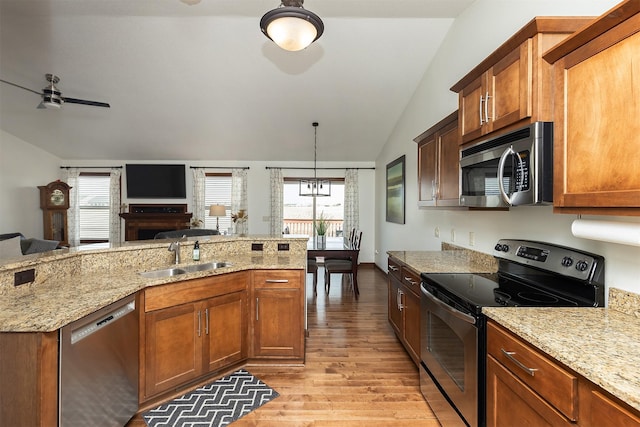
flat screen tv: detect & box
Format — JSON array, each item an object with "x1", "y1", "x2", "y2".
[{"x1": 126, "y1": 164, "x2": 186, "y2": 198}]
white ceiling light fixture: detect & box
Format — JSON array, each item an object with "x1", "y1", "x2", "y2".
[
  {"x1": 180, "y1": 0, "x2": 202, "y2": 5},
  {"x1": 260, "y1": 0, "x2": 324, "y2": 52},
  {"x1": 300, "y1": 122, "x2": 331, "y2": 197}
]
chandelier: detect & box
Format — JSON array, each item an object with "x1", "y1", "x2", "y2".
[{"x1": 300, "y1": 122, "x2": 330, "y2": 197}]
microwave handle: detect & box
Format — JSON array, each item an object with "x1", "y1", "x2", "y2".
[{"x1": 498, "y1": 146, "x2": 526, "y2": 206}]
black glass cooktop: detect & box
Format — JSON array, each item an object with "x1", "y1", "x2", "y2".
[{"x1": 421, "y1": 272, "x2": 585, "y2": 315}]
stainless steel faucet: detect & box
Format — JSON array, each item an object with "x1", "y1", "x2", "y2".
[{"x1": 168, "y1": 235, "x2": 186, "y2": 264}]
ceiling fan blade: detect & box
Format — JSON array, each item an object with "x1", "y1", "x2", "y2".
[
  {"x1": 62, "y1": 97, "x2": 110, "y2": 108},
  {"x1": 0, "y1": 78, "x2": 42, "y2": 95}
]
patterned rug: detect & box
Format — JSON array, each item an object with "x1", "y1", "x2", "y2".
[{"x1": 143, "y1": 369, "x2": 279, "y2": 427}]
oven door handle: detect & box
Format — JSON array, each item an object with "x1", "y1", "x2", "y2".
[{"x1": 421, "y1": 285, "x2": 476, "y2": 325}]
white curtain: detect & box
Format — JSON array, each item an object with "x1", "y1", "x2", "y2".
[
  {"x1": 109, "y1": 168, "x2": 121, "y2": 243},
  {"x1": 231, "y1": 168, "x2": 248, "y2": 234},
  {"x1": 62, "y1": 168, "x2": 80, "y2": 247},
  {"x1": 192, "y1": 168, "x2": 206, "y2": 228},
  {"x1": 343, "y1": 169, "x2": 359, "y2": 243},
  {"x1": 269, "y1": 168, "x2": 283, "y2": 235}
]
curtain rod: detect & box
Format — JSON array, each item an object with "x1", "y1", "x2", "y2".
[
  {"x1": 190, "y1": 166, "x2": 250, "y2": 170},
  {"x1": 265, "y1": 166, "x2": 375, "y2": 170},
  {"x1": 60, "y1": 166, "x2": 122, "y2": 169}
]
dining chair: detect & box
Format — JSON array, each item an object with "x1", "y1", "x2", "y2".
[
  {"x1": 324, "y1": 231, "x2": 362, "y2": 297},
  {"x1": 307, "y1": 257, "x2": 319, "y2": 295}
]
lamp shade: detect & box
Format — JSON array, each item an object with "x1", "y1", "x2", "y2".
[
  {"x1": 209, "y1": 205, "x2": 226, "y2": 217},
  {"x1": 260, "y1": 2, "x2": 324, "y2": 52}
]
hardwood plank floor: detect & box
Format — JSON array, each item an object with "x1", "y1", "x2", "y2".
[{"x1": 127, "y1": 266, "x2": 439, "y2": 426}]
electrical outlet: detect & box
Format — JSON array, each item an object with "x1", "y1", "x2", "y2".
[
  {"x1": 469, "y1": 231, "x2": 475, "y2": 246},
  {"x1": 14, "y1": 268, "x2": 35, "y2": 286},
  {"x1": 451, "y1": 228, "x2": 456, "y2": 242},
  {"x1": 434, "y1": 227, "x2": 440, "y2": 238}
]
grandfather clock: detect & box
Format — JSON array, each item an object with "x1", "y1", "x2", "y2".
[{"x1": 38, "y1": 180, "x2": 71, "y2": 246}]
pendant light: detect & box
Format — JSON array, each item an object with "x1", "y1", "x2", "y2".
[
  {"x1": 300, "y1": 122, "x2": 331, "y2": 197},
  {"x1": 260, "y1": 0, "x2": 324, "y2": 52}
]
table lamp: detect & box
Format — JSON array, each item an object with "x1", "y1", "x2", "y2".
[{"x1": 209, "y1": 205, "x2": 226, "y2": 231}]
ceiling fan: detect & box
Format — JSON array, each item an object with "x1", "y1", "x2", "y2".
[{"x1": 0, "y1": 73, "x2": 110, "y2": 109}]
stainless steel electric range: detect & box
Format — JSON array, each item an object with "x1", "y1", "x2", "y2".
[{"x1": 419, "y1": 239, "x2": 605, "y2": 427}]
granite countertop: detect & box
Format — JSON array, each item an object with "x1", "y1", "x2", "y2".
[
  {"x1": 0, "y1": 238, "x2": 306, "y2": 333},
  {"x1": 387, "y1": 248, "x2": 498, "y2": 274},
  {"x1": 484, "y1": 299, "x2": 640, "y2": 412}
]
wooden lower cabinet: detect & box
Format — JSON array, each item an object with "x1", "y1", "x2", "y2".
[
  {"x1": 487, "y1": 320, "x2": 640, "y2": 427},
  {"x1": 387, "y1": 257, "x2": 421, "y2": 365},
  {"x1": 141, "y1": 272, "x2": 249, "y2": 401},
  {"x1": 0, "y1": 332, "x2": 58, "y2": 427},
  {"x1": 250, "y1": 270, "x2": 305, "y2": 361}
]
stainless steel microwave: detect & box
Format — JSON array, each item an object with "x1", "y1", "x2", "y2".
[{"x1": 459, "y1": 122, "x2": 553, "y2": 208}]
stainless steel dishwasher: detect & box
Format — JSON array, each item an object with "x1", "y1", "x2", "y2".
[{"x1": 59, "y1": 294, "x2": 139, "y2": 427}]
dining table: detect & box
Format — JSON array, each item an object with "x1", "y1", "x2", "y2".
[{"x1": 307, "y1": 236, "x2": 360, "y2": 294}]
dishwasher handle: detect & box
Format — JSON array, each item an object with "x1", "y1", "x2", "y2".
[{"x1": 70, "y1": 298, "x2": 136, "y2": 345}]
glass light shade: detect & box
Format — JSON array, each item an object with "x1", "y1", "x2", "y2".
[
  {"x1": 267, "y1": 17, "x2": 317, "y2": 51},
  {"x1": 209, "y1": 205, "x2": 226, "y2": 217}
]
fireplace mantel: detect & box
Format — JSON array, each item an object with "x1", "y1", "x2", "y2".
[{"x1": 120, "y1": 204, "x2": 192, "y2": 241}]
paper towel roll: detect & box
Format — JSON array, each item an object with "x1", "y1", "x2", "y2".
[{"x1": 571, "y1": 219, "x2": 640, "y2": 247}]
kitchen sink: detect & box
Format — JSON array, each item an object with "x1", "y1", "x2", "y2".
[{"x1": 139, "y1": 261, "x2": 232, "y2": 278}]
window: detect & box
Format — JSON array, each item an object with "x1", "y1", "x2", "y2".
[
  {"x1": 78, "y1": 173, "x2": 111, "y2": 242},
  {"x1": 283, "y1": 178, "x2": 345, "y2": 237},
  {"x1": 204, "y1": 173, "x2": 232, "y2": 233}
]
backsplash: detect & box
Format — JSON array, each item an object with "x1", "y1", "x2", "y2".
[{"x1": 609, "y1": 288, "x2": 640, "y2": 319}]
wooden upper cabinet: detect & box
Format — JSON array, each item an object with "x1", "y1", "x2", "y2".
[
  {"x1": 544, "y1": 1, "x2": 640, "y2": 215},
  {"x1": 451, "y1": 17, "x2": 594, "y2": 145},
  {"x1": 415, "y1": 111, "x2": 460, "y2": 207}
]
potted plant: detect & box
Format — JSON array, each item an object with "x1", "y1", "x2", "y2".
[{"x1": 314, "y1": 212, "x2": 328, "y2": 249}]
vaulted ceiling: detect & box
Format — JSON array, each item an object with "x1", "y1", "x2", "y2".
[{"x1": 0, "y1": 0, "x2": 475, "y2": 162}]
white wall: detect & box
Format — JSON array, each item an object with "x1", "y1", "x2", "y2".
[
  {"x1": 0, "y1": 130, "x2": 61, "y2": 237},
  {"x1": 375, "y1": 0, "x2": 640, "y2": 297}
]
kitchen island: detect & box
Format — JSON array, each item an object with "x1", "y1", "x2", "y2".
[{"x1": 0, "y1": 235, "x2": 308, "y2": 427}]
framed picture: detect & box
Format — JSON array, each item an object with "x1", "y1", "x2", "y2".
[{"x1": 386, "y1": 155, "x2": 405, "y2": 224}]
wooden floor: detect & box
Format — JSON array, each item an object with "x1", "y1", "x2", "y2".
[{"x1": 128, "y1": 266, "x2": 440, "y2": 426}]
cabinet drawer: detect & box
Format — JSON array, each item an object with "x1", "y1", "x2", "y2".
[
  {"x1": 400, "y1": 266, "x2": 421, "y2": 296},
  {"x1": 388, "y1": 258, "x2": 402, "y2": 281},
  {"x1": 252, "y1": 270, "x2": 302, "y2": 289},
  {"x1": 145, "y1": 271, "x2": 247, "y2": 312},
  {"x1": 487, "y1": 322, "x2": 578, "y2": 421}
]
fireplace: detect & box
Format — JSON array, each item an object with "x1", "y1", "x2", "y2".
[{"x1": 120, "y1": 204, "x2": 192, "y2": 241}]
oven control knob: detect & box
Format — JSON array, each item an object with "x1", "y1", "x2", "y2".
[
  {"x1": 576, "y1": 260, "x2": 589, "y2": 272},
  {"x1": 500, "y1": 244, "x2": 509, "y2": 252},
  {"x1": 494, "y1": 244, "x2": 503, "y2": 251},
  {"x1": 561, "y1": 256, "x2": 573, "y2": 267}
]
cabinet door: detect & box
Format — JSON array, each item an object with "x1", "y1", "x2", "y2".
[
  {"x1": 253, "y1": 288, "x2": 303, "y2": 358},
  {"x1": 388, "y1": 276, "x2": 403, "y2": 338},
  {"x1": 204, "y1": 291, "x2": 247, "y2": 372},
  {"x1": 459, "y1": 74, "x2": 486, "y2": 143},
  {"x1": 145, "y1": 302, "x2": 202, "y2": 397},
  {"x1": 586, "y1": 389, "x2": 640, "y2": 427},
  {"x1": 489, "y1": 39, "x2": 532, "y2": 134},
  {"x1": 402, "y1": 287, "x2": 421, "y2": 366},
  {"x1": 553, "y1": 28, "x2": 640, "y2": 211},
  {"x1": 437, "y1": 119, "x2": 461, "y2": 204},
  {"x1": 418, "y1": 134, "x2": 437, "y2": 205},
  {"x1": 487, "y1": 355, "x2": 572, "y2": 427}
]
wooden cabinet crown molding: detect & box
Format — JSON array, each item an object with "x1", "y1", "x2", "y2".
[{"x1": 450, "y1": 17, "x2": 594, "y2": 92}]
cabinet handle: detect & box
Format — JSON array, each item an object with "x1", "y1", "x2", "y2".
[
  {"x1": 484, "y1": 91, "x2": 491, "y2": 122},
  {"x1": 397, "y1": 289, "x2": 405, "y2": 311},
  {"x1": 388, "y1": 265, "x2": 398, "y2": 272},
  {"x1": 205, "y1": 308, "x2": 209, "y2": 335},
  {"x1": 256, "y1": 297, "x2": 259, "y2": 321},
  {"x1": 479, "y1": 94, "x2": 485, "y2": 125},
  {"x1": 197, "y1": 310, "x2": 202, "y2": 337},
  {"x1": 265, "y1": 279, "x2": 289, "y2": 283},
  {"x1": 431, "y1": 179, "x2": 436, "y2": 199},
  {"x1": 404, "y1": 276, "x2": 417, "y2": 286},
  {"x1": 501, "y1": 348, "x2": 538, "y2": 376}
]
